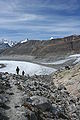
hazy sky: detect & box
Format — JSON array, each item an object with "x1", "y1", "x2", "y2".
[{"x1": 0, "y1": 0, "x2": 80, "y2": 41}]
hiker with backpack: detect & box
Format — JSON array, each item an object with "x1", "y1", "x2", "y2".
[{"x1": 16, "y1": 66, "x2": 20, "y2": 75}]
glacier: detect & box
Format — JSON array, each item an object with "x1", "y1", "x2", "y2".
[{"x1": 0, "y1": 60, "x2": 56, "y2": 76}]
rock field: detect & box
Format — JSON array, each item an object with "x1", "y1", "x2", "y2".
[{"x1": 0, "y1": 72, "x2": 80, "y2": 120}]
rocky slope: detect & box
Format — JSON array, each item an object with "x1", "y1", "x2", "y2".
[
  {"x1": 0, "y1": 72, "x2": 80, "y2": 120},
  {"x1": 1, "y1": 35, "x2": 80, "y2": 58},
  {"x1": 0, "y1": 42, "x2": 10, "y2": 53},
  {"x1": 52, "y1": 63, "x2": 80, "y2": 97}
]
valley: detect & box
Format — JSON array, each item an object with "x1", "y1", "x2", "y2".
[{"x1": 0, "y1": 35, "x2": 80, "y2": 120}]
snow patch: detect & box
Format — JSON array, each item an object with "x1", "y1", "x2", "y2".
[
  {"x1": 69, "y1": 54, "x2": 80, "y2": 58},
  {"x1": 50, "y1": 37, "x2": 54, "y2": 40},
  {"x1": 1, "y1": 39, "x2": 15, "y2": 47},
  {"x1": 21, "y1": 39, "x2": 28, "y2": 43}
]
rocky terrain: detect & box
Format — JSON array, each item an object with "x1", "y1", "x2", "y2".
[
  {"x1": 0, "y1": 39, "x2": 17, "y2": 54},
  {"x1": 0, "y1": 64, "x2": 6, "y2": 68},
  {"x1": 0, "y1": 35, "x2": 80, "y2": 64},
  {"x1": 0, "y1": 42, "x2": 10, "y2": 54},
  {"x1": 0, "y1": 70, "x2": 80, "y2": 120},
  {"x1": 1, "y1": 35, "x2": 80, "y2": 59},
  {"x1": 52, "y1": 63, "x2": 80, "y2": 97},
  {"x1": 0, "y1": 35, "x2": 80, "y2": 120}
]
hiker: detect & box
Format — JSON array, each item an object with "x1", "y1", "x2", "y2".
[
  {"x1": 16, "y1": 66, "x2": 20, "y2": 75},
  {"x1": 22, "y1": 71, "x2": 25, "y2": 76},
  {"x1": 65, "y1": 65, "x2": 70, "y2": 70}
]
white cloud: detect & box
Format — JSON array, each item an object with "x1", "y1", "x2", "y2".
[
  {"x1": 0, "y1": 0, "x2": 79, "y2": 40},
  {"x1": 0, "y1": 13, "x2": 44, "y2": 24},
  {"x1": 40, "y1": 0, "x2": 79, "y2": 11}
]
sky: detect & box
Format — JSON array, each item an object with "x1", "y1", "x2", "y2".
[{"x1": 0, "y1": 0, "x2": 80, "y2": 41}]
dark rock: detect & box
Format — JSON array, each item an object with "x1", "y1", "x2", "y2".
[
  {"x1": 15, "y1": 105, "x2": 20, "y2": 108},
  {"x1": 65, "y1": 66, "x2": 70, "y2": 70},
  {"x1": 7, "y1": 92, "x2": 14, "y2": 95},
  {"x1": 30, "y1": 112, "x2": 37, "y2": 120},
  {"x1": 0, "y1": 73, "x2": 2, "y2": 79},
  {"x1": 0, "y1": 90, "x2": 5, "y2": 94},
  {"x1": 58, "y1": 84, "x2": 67, "y2": 90},
  {"x1": 58, "y1": 112, "x2": 69, "y2": 119},
  {"x1": 34, "y1": 82, "x2": 38, "y2": 86},
  {"x1": 0, "y1": 102, "x2": 10, "y2": 110},
  {"x1": 30, "y1": 96, "x2": 52, "y2": 112},
  {"x1": 52, "y1": 105, "x2": 69, "y2": 119},
  {"x1": 0, "y1": 113, "x2": 9, "y2": 120}
]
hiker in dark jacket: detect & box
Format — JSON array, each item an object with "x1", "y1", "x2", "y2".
[
  {"x1": 16, "y1": 66, "x2": 20, "y2": 75},
  {"x1": 65, "y1": 65, "x2": 70, "y2": 70},
  {"x1": 22, "y1": 71, "x2": 25, "y2": 76}
]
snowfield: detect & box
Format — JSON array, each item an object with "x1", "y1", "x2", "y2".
[
  {"x1": 0, "y1": 60, "x2": 56, "y2": 76},
  {"x1": 21, "y1": 39, "x2": 28, "y2": 43}
]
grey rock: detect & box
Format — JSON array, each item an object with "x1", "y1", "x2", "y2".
[
  {"x1": 30, "y1": 96, "x2": 52, "y2": 112},
  {"x1": 30, "y1": 112, "x2": 37, "y2": 120},
  {"x1": 0, "y1": 113, "x2": 9, "y2": 120},
  {"x1": 0, "y1": 102, "x2": 10, "y2": 110}
]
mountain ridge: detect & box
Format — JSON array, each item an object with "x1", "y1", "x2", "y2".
[{"x1": 1, "y1": 35, "x2": 80, "y2": 57}]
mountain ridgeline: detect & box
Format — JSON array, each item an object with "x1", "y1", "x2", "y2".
[
  {"x1": 0, "y1": 42, "x2": 10, "y2": 53},
  {"x1": 1, "y1": 35, "x2": 80, "y2": 57}
]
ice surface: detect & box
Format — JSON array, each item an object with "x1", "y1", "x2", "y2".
[
  {"x1": 43, "y1": 59, "x2": 70, "y2": 65},
  {"x1": 74, "y1": 58, "x2": 80, "y2": 64},
  {"x1": 0, "y1": 60, "x2": 56, "y2": 76},
  {"x1": 68, "y1": 54, "x2": 80, "y2": 64},
  {"x1": 69, "y1": 54, "x2": 80, "y2": 58}
]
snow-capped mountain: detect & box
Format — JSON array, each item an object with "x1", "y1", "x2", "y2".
[
  {"x1": 0, "y1": 42, "x2": 10, "y2": 49},
  {"x1": 20, "y1": 39, "x2": 28, "y2": 44},
  {"x1": 0, "y1": 39, "x2": 17, "y2": 53},
  {"x1": 50, "y1": 37, "x2": 54, "y2": 40},
  {"x1": 2, "y1": 35, "x2": 80, "y2": 56},
  {"x1": 0, "y1": 39, "x2": 16, "y2": 47}
]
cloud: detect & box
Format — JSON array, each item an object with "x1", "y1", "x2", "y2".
[
  {"x1": 43, "y1": 0, "x2": 79, "y2": 11},
  {"x1": 0, "y1": 0, "x2": 80, "y2": 41},
  {"x1": 13, "y1": 0, "x2": 79, "y2": 12},
  {"x1": 0, "y1": 14, "x2": 44, "y2": 24}
]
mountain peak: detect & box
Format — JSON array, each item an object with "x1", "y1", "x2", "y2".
[
  {"x1": 50, "y1": 37, "x2": 54, "y2": 40},
  {"x1": 21, "y1": 39, "x2": 28, "y2": 44},
  {"x1": 0, "y1": 39, "x2": 16, "y2": 47}
]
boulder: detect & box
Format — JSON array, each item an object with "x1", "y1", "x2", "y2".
[
  {"x1": 30, "y1": 112, "x2": 37, "y2": 120},
  {"x1": 0, "y1": 102, "x2": 10, "y2": 110},
  {"x1": 0, "y1": 113, "x2": 9, "y2": 120},
  {"x1": 30, "y1": 96, "x2": 52, "y2": 112}
]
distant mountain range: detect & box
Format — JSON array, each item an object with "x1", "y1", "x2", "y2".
[
  {"x1": 1, "y1": 35, "x2": 80, "y2": 57},
  {"x1": 0, "y1": 39, "x2": 17, "y2": 53}
]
